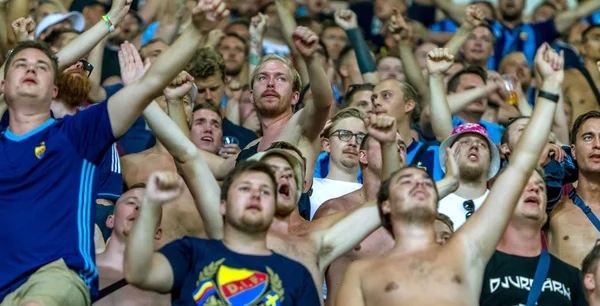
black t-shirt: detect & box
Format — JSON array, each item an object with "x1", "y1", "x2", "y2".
[
  {"x1": 160, "y1": 237, "x2": 320, "y2": 306},
  {"x1": 480, "y1": 250, "x2": 587, "y2": 306},
  {"x1": 222, "y1": 118, "x2": 257, "y2": 150}
]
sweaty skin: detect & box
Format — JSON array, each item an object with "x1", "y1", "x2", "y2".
[
  {"x1": 562, "y1": 63, "x2": 600, "y2": 126},
  {"x1": 121, "y1": 148, "x2": 205, "y2": 244}
]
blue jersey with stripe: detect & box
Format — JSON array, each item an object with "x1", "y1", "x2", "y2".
[
  {"x1": 406, "y1": 140, "x2": 444, "y2": 181},
  {"x1": 0, "y1": 102, "x2": 115, "y2": 301},
  {"x1": 429, "y1": 19, "x2": 459, "y2": 33},
  {"x1": 97, "y1": 143, "x2": 122, "y2": 201},
  {"x1": 584, "y1": 11, "x2": 600, "y2": 24},
  {"x1": 488, "y1": 18, "x2": 560, "y2": 70}
]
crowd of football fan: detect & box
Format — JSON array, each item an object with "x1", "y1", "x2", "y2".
[{"x1": 1, "y1": 0, "x2": 600, "y2": 305}]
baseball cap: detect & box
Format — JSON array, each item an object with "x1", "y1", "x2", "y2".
[
  {"x1": 439, "y1": 123, "x2": 501, "y2": 180},
  {"x1": 36, "y1": 12, "x2": 85, "y2": 38},
  {"x1": 248, "y1": 149, "x2": 304, "y2": 204}
]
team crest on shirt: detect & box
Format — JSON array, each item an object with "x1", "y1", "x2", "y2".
[
  {"x1": 34, "y1": 142, "x2": 46, "y2": 159},
  {"x1": 192, "y1": 258, "x2": 284, "y2": 306},
  {"x1": 519, "y1": 32, "x2": 528, "y2": 40}
]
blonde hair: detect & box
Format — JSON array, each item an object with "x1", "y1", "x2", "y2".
[{"x1": 250, "y1": 54, "x2": 302, "y2": 92}]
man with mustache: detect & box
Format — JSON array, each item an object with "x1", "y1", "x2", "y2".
[
  {"x1": 309, "y1": 108, "x2": 367, "y2": 219},
  {"x1": 94, "y1": 184, "x2": 170, "y2": 306},
  {"x1": 335, "y1": 43, "x2": 563, "y2": 306}
]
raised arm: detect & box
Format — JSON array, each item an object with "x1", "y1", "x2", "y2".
[
  {"x1": 554, "y1": 1, "x2": 600, "y2": 35},
  {"x1": 274, "y1": 0, "x2": 309, "y2": 85},
  {"x1": 459, "y1": 44, "x2": 563, "y2": 265},
  {"x1": 248, "y1": 13, "x2": 268, "y2": 79},
  {"x1": 313, "y1": 115, "x2": 398, "y2": 270},
  {"x1": 108, "y1": 0, "x2": 229, "y2": 138},
  {"x1": 437, "y1": 147, "x2": 460, "y2": 199},
  {"x1": 55, "y1": 0, "x2": 132, "y2": 72},
  {"x1": 432, "y1": 0, "x2": 468, "y2": 25},
  {"x1": 335, "y1": 9, "x2": 379, "y2": 85},
  {"x1": 444, "y1": 6, "x2": 484, "y2": 57},
  {"x1": 294, "y1": 26, "x2": 334, "y2": 140},
  {"x1": 143, "y1": 102, "x2": 224, "y2": 238},
  {"x1": 124, "y1": 172, "x2": 182, "y2": 293},
  {"x1": 426, "y1": 48, "x2": 455, "y2": 142}
]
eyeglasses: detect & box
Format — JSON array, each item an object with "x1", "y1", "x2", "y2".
[
  {"x1": 463, "y1": 200, "x2": 475, "y2": 219},
  {"x1": 79, "y1": 59, "x2": 94, "y2": 76},
  {"x1": 329, "y1": 129, "x2": 366, "y2": 144},
  {"x1": 507, "y1": 116, "x2": 531, "y2": 127}
]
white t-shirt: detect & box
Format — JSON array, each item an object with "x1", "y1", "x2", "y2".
[
  {"x1": 438, "y1": 190, "x2": 489, "y2": 230},
  {"x1": 309, "y1": 178, "x2": 362, "y2": 220}
]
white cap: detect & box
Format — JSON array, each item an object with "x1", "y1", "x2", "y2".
[{"x1": 36, "y1": 12, "x2": 85, "y2": 38}]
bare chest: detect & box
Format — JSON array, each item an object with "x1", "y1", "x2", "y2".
[
  {"x1": 548, "y1": 201, "x2": 600, "y2": 266},
  {"x1": 567, "y1": 73, "x2": 600, "y2": 121},
  {"x1": 122, "y1": 154, "x2": 177, "y2": 186},
  {"x1": 266, "y1": 233, "x2": 322, "y2": 285},
  {"x1": 346, "y1": 228, "x2": 394, "y2": 260},
  {"x1": 361, "y1": 257, "x2": 472, "y2": 306}
]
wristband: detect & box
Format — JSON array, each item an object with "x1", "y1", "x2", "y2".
[
  {"x1": 102, "y1": 15, "x2": 115, "y2": 33},
  {"x1": 538, "y1": 90, "x2": 559, "y2": 103}
]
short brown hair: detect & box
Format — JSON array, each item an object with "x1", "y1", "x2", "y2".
[
  {"x1": 186, "y1": 48, "x2": 226, "y2": 81},
  {"x1": 250, "y1": 54, "x2": 302, "y2": 92},
  {"x1": 436, "y1": 213, "x2": 454, "y2": 233},
  {"x1": 377, "y1": 167, "x2": 438, "y2": 237},
  {"x1": 571, "y1": 111, "x2": 600, "y2": 145},
  {"x1": 582, "y1": 240, "x2": 600, "y2": 278},
  {"x1": 220, "y1": 160, "x2": 277, "y2": 201},
  {"x1": 447, "y1": 66, "x2": 487, "y2": 93},
  {"x1": 322, "y1": 107, "x2": 365, "y2": 137},
  {"x1": 267, "y1": 141, "x2": 307, "y2": 174},
  {"x1": 193, "y1": 102, "x2": 223, "y2": 118},
  {"x1": 5, "y1": 40, "x2": 58, "y2": 82}
]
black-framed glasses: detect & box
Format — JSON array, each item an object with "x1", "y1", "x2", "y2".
[
  {"x1": 79, "y1": 59, "x2": 94, "y2": 76},
  {"x1": 463, "y1": 200, "x2": 475, "y2": 219},
  {"x1": 329, "y1": 129, "x2": 366, "y2": 144}
]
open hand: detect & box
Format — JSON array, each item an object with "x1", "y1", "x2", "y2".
[
  {"x1": 118, "y1": 41, "x2": 151, "y2": 85},
  {"x1": 445, "y1": 147, "x2": 460, "y2": 178},
  {"x1": 107, "y1": 0, "x2": 133, "y2": 24}
]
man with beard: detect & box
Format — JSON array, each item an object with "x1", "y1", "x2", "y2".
[
  {"x1": 313, "y1": 132, "x2": 460, "y2": 306},
  {"x1": 124, "y1": 166, "x2": 321, "y2": 306},
  {"x1": 51, "y1": 59, "x2": 123, "y2": 242},
  {"x1": 95, "y1": 184, "x2": 171, "y2": 306},
  {"x1": 433, "y1": 0, "x2": 600, "y2": 70},
  {"x1": 479, "y1": 166, "x2": 587, "y2": 306},
  {"x1": 335, "y1": 43, "x2": 563, "y2": 306},
  {"x1": 309, "y1": 108, "x2": 367, "y2": 218},
  {"x1": 216, "y1": 32, "x2": 248, "y2": 83}
]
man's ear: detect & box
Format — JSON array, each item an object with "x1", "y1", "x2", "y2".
[{"x1": 106, "y1": 215, "x2": 115, "y2": 229}]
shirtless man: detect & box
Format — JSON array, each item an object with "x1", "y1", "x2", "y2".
[
  {"x1": 562, "y1": 25, "x2": 600, "y2": 126},
  {"x1": 335, "y1": 43, "x2": 563, "y2": 306},
  {"x1": 95, "y1": 184, "x2": 170, "y2": 306},
  {"x1": 119, "y1": 52, "x2": 203, "y2": 243},
  {"x1": 314, "y1": 133, "x2": 459, "y2": 305},
  {"x1": 548, "y1": 110, "x2": 600, "y2": 268}
]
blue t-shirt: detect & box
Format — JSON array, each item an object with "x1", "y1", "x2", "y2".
[
  {"x1": 584, "y1": 11, "x2": 600, "y2": 24},
  {"x1": 97, "y1": 143, "x2": 122, "y2": 201},
  {"x1": 0, "y1": 102, "x2": 115, "y2": 301},
  {"x1": 488, "y1": 18, "x2": 560, "y2": 70},
  {"x1": 160, "y1": 237, "x2": 320, "y2": 306},
  {"x1": 452, "y1": 116, "x2": 504, "y2": 144}
]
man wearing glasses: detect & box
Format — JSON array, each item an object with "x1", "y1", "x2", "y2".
[{"x1": 309, "y1": 108, "x2": 367, "y2": 219}]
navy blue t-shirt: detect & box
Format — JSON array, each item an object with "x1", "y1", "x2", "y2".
[
  {"x1": 222, "y1": 117, "x2": 257, "y2": 150},
  {"x1": 160, "y1": 237, "x2": 320, "y2": 305},
  {"x1": 0, "y1": 102, "x2": 115, "y2": 301}
]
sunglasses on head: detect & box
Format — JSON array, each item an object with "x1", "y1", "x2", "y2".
[{"x1": 79, "y1": 59, "x2": 94, "y2": 76}]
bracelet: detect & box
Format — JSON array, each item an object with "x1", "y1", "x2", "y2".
[
  {"x1": 102, "y1": 15, "x2": 115, "y2": 33},
  {"x1": 538, "y1": 90, "x2": 559, "y2": 103}
]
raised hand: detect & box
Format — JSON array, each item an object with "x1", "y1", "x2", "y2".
[
  {"x1": 205, "y1": 29, "x2": 225, "y2": 48},
  {"x1": 292, "y1": 26, "x2": 320, "y2": 58},
  {"x1": 486, "y1": 70, "x2": 509, "y2": 100},
  {"x1": 444, "y1": 147, "x2": 460, "y2": 178},
  {"x1": 11, "y1": 17, "x2": 35, "y2": 42},
  {"x1": 367, "y1": 114, "x2": 397, "y2": 143},
  {"x1": 334, "y1": 9, "x2": 358, "y2": 30},
  {"x1": 387, "y1": 8, "x2": 408, "y2": 42},
  {"x1": 538, "y1": 143, "x2": 566, "y2": 167},
  {"x1": 118, "y1": 41, "x2": 151, "y2": 86},
  {"x1": 250, "y1": 12, "x2": 268, "y2": 38},
  {"x1": 191, "y1": 0, "x2": 230, "y2": 35},
  {"x1": 427, "y1": 48, "x2": 454, "y2": 75},
  {"x1": 145, "y1": 172, "x2": 185, "y2": 205},
  {"x1": 107, "y1": 0, "x2": 133, "y2": 24},
  {"x1": 465, "y1": 5, "x2": 485, "y2": 27},
  {"x1": 534, "y1": 43, "x2": 564, "y2": 84},
  {"x1": 164, "y1": 71, "x2": 195, "y2": 100}
]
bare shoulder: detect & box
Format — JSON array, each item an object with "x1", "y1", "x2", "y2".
[
  {"x1": 563, "y1": 69, "x2": 583, "y2": 85},
  {"x1": 313, "y1": 197, "x2": 346, "y2": 220},
  {"x1": 244, "y1": 138, "x2": 262, "y2": 150}
]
